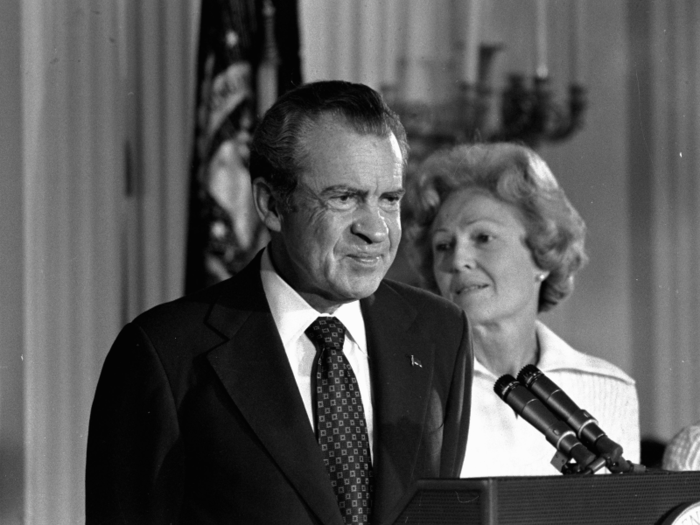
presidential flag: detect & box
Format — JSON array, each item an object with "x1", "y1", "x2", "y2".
[{"x1": 185, "y1": 0, "x2": 301, "y2": 294}]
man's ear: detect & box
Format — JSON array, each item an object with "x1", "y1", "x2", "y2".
[{"x1": 252, "y1": 177, "x2": 283, "y2": 232}]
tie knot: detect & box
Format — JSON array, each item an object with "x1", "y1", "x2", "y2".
[{"x1": 305, "y1": 316, "x2": 346, "y2": 351}]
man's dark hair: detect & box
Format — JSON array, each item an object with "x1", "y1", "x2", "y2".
[{"x1": 249, "y1": 80, "x2": 409, "y2": 209}]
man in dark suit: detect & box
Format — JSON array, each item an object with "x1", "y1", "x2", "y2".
[{"x1": 86, "y1": 80, "x2": 473, "y2": 525}]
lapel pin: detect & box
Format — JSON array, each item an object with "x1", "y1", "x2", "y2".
[{"x1": 409, "y1": 354, "x2": 423, "y2": 368}]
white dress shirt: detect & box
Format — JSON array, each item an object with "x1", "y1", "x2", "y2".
[
  {"x1": 461, "y1": 321, "x2": 640, "y2": 477},
  {"x1": 260, "y1": 248, "x2": 374, "y2": 457}
]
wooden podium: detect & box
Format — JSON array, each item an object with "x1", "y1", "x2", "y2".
[{"x1": 392, "y1": 471, "x2": 700, "y2": 524}]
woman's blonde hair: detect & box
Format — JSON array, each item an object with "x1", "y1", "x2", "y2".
[{"x1": 405, "y1": 142, "x2": 588, "y2": 312}]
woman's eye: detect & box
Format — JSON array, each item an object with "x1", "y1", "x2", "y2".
[{"x1": 475, "y1": 233, "x2": 492, "y2": 243}]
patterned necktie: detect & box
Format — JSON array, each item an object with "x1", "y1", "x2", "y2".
[{"x1": 305, "y1": 316, "x2": 373, "y2": 524}]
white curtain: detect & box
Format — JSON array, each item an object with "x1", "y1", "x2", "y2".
[
  {"x1": 120, "y1": 1, "x2": 199, "y2": 321},
  {"x1": 643, "y1": 0, "x2": 700, "y2": 439},
  {"x1": 301, "y1": 0, "x2": 467, "y2": 104},
  {"x1": 20, "y1": 1, "x2": 124, "y2": 522},
  {"x1": 0, "y1": 1, "x2": 198, "y2": 522}
]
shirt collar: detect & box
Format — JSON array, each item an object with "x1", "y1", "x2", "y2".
[
  {"x1": 260, "y1": 247, "x2": 367, "y2": 354},
  {"x1": 534, "y1": 320, "x2": 633, "y2": 383},
  {"x1": 473, "y1": 320, "x2": 633, "y2": 384}
]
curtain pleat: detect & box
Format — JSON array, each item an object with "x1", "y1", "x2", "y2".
[
  {"x1": 646, "y1": 0, "x2": 700, "y2": 440},
  {"x1": 18, "y1": 1, "x2": 197, "y2": 522}
]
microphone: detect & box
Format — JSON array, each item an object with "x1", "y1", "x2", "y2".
[
  {"x1": 517, "y1": 364, "x2": 624, "y2": 466},
  {"x1": 494, "y1": 374, "x2": 601, "y2": 473}
]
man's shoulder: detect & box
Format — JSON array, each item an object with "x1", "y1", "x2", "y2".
[
  {"x1": 375, "y1": 278, "x2": 465, "y2": 320},
  {"x1": 133, "y1": 263, "x2": 263, "y2": 333},
  {"x1": 377, "y1": 278, "x2": 451, "y2": 303}
]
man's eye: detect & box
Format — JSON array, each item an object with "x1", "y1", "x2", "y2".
[
  {"x1": 380, "y1": 194, "x2": 402, "y2": 209},
  {"x1": 329, "y1": 194, "x2": 356, "y2": 208},
  {"x1": 475, "y1": 233, "x2": 493, "y2": 243},
  {"x1": 433, "y1": 242, "x2": 451, "y2": 253}
]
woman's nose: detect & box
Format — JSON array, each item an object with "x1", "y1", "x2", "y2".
[{"x1": 451, "y1": 242, "x2": 475, "y2": 271}]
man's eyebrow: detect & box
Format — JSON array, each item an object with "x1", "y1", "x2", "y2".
[
  {"x1": 315, "y1": 185, "x2": 405, "y2": 199},
  {"x1": 383, "y1": 188, "x2": 406, "y2": 198},
  {"x1": 318, "y1": 185, "x2": 365, "y2": 196}
]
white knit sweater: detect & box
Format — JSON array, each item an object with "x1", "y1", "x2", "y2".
[
  {"x1": 460, "y1": 321, "x2": 640, "y2": 477},
  {"x1": 663, "y1": 420, "x2": 700, "y2": 471}
]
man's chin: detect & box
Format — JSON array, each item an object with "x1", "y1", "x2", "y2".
[{"x1": 336, "y1": 275, "x2": 385, "y2": 301}]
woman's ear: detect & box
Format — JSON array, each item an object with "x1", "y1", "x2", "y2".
[{"x1": 252, "y1": 178, "x2": 283, "y2": 233}]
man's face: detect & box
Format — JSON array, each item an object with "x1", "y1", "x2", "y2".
[{"x1": 270, "y1": 117, "x2": 404, "y2": 312}]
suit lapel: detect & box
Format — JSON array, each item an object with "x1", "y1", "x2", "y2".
[
  {"x1": 204, "y1": 258, "x2": 344, "y2": 525},
  {"x1": 362, "y1": 283, "x2": 436, "y2": 522},
  {"x1": 201, "y1": 259, "x2": 434, "y2": 524}
]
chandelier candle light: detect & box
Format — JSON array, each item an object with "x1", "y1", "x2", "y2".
[{"x1": 388, "y1": 0, "x2": 588, "y2": 154}]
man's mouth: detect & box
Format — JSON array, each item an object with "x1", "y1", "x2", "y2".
[{"x1": 347, "y1": 251, "x2": 385, "y2": 264}]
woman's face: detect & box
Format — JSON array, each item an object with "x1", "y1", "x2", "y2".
[{"x1": 431, "y1": 189, "x2": 544, "y2": 326}]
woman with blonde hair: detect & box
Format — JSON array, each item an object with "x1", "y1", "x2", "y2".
[{"x1": 406, "y1": 142, "x2": 640, "y2": 476}]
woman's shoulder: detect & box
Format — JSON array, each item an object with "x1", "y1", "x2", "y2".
[{"x1": 536, "y1": 321, "x2": 636, "y2": 387}]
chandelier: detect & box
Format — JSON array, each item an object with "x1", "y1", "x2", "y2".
[
  {"x1": 382, "y1": 1, "x2": 587, "y2": 157},
  {"x1": 385, "y1": 45, "x2": 586, "y2": 159}
]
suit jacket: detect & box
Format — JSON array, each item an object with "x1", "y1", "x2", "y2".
[{"x1": 86, "y1": 253, "x2": 473, "y2": 524}]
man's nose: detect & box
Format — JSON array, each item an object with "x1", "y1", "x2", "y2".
[{"x1": 351, "y1": 204, "x2": 389, "y2": 244}]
